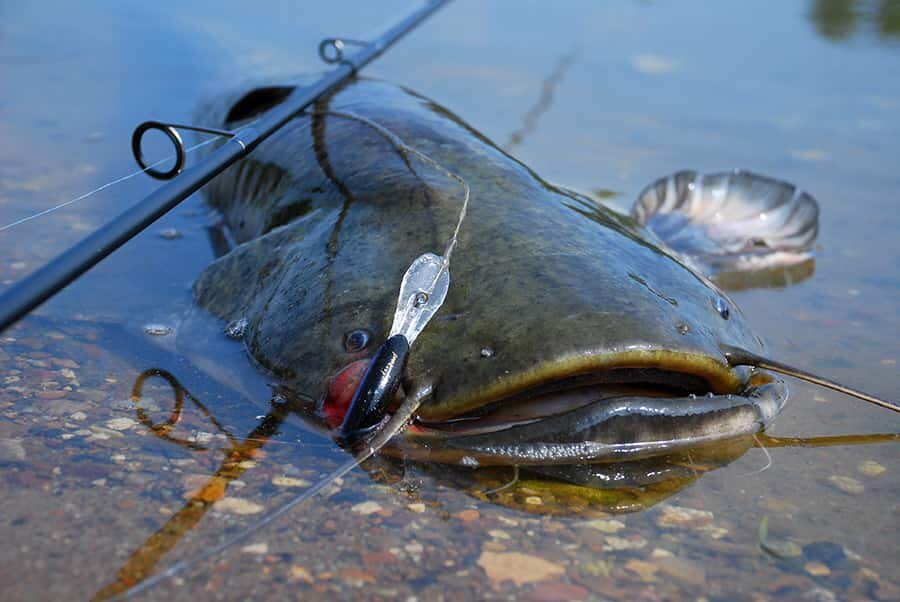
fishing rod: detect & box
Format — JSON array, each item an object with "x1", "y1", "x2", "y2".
[{"x1": 0, "y1": 0, "x2": 448, "y2": 335}]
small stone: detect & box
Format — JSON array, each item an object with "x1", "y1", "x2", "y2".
[
  {"x1": 404, "y1": 542, "x2": 424, "y2": 555},
  {"x1": 454, "y1": 509, "x2": 479, "y2": 522},
  {"x1": 289, "y1": 565, "x2": 314, "y2": 584},
  {"x1": 702, "y1": 525, "x2": 730, "y2": 539},
  {"x1": 584, "y1": 519, "x2": 625, "y2": 533},
  {"x1": 215, "y1": 497, "x2": 264, "y2": 515},
  {"x1": 241, "y1": 542, "x2": 268, "y2": 555},
  {"x1": 92, "y1": 478, "x2": 106, "y2": 487},
  {"x1": 407, "y1": 503, "x2": 426, "y2": 514},
  {"x1": 488, "y1": 529, "x2": 511, "y2": 540},
  {"x1": 525, "y1": 582, "x2": 590, "y2": 601},
  {"x1": 625, "y1": 559, "x2": 658, "y2": 582},
  {"x1": 0, "y1": 438, "x2": 27, "y2": 462},
  {"x1": 651, "y1": 548, "x2": 674, "y2": 558},
  {"x1": 477, "y1": 551, "x2": 564, "y2": 586},
  {"x1": 524, "y1": 496, "x2": 543, "y2": 506},
  {"x1": 69, "y1": 411, "x2": 87, "y2": 421},
  {"x1": 804, "y1": 562, "x2": 831, "y2": 577},
  {"x1": 143, "y1": 323, "x2": 174, "y2": 337},
  {"x1": 657, "y1": 504, "x2": 714, "y2": 528},
  {"x1": 157, "y1": 228, "x2": 183, "y2": 240},
  {"x1": 351, "y1": 500, "x2": 382, "y2": 515},
  {"x1": 340, "y1": 568, "x2": 376, "y2": 586},
  {"x1": 857, "y1": 460, "x2": 886, "y2": 476},
  {"x1": 826, "y1": 475, "x2": 864, "y2": 495},
  {"x1": 604, "y1": 535, "x2": 647, "y2": 551},
  {"x1": 656, "y1": 556, "x2": 707, "y2": 587},
  {"x1": 105, "y1": 417, "x2": 136, "y2": 431},
  {"x1": 271, "y1": 476, "x2": 311, "y2": 488}
]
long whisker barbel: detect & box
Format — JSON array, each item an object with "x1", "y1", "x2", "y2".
[
  {"x1": 0, "y1": 0, "x2": 450, "y2": 334},
  {"x1": 722, "y1": 344, "x2": 900, "y2": 413}
]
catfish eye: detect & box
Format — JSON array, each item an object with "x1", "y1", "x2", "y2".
[
  {"x1": 714, "y1": 297, "x2": 731, "y2": 320},
  {"x1": 344, "y1": 329, "x2": 370, "y2": 352}
]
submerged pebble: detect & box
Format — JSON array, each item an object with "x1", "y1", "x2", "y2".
[
  {"x1": 826, "y1": 475, "x2": 864, "y2": 495},
  {"x1": 656, "y1": 504, "x2": 714, "y2": 528},
  {"x1": 476, "y1": 550, "x2": 564, "y2": 586},
  {"x1": 351, "y1": 501, "x2": 383, "y2": 515},
  {"x1": 583, "y1": 519, "x2": 625, "y2": 534},
  {"x1": 241, "y1": 542, "x2": 268, "y2": 555},
  {"x1": 804, "y1": 562, "x2": 831, "y2": 577},
  {"x1": 142, "y1": 323, "x2": 173, "y2": 337},
  {"x1": 271, "y1": 476, "x2": 310, "y2": 488},
  {"x1": 105, "y1": 417, "x2": 136, "y2": 431},
  {"x1": 157, "y1": 228, "x2": 183, "y2": 240},
  {"x1": 215, "y1": 497, "x2": 264, "y2": 515},
  {"x1": 857, "y1": 460, "x2": 886, "y2": 476}
]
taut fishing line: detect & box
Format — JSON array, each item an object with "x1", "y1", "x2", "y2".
[{"x1": 0, "y1": 136, "x2": 223, "y2": 233}]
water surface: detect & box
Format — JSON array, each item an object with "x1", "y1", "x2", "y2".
[{"x1": 1, "y1": 1, "x2": 898, "y2": 599}]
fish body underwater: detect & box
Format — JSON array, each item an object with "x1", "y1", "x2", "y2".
[{"x1": 188, "y1": 77, "x2": 819, "y2": 466}]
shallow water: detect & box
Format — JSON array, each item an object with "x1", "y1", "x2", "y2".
[{"x1": 1, "y1": 1, "x2": 898, "y2": 600}]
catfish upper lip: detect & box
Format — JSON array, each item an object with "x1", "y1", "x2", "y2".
[{"x1": 414, "y1": 349, "x2": 747, "y2": 422}]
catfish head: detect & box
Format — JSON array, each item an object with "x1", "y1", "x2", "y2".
[{"x1": 190, "y1": 78, "x2": 888, "y2": 467}]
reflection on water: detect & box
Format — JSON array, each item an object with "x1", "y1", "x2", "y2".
[
  {"x1": 93, "y1": 367, "x2": 900, "y2": 598},
  {"x1": 1, "y1": 0, "x2": 899, "y2": 600},
  {"x1": 810, "y1": 0, "x2": 900, "y2": 40}
]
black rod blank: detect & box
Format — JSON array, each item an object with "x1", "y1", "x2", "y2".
[{"x1": 0, "y1": 0, "x2": 448, "y2": 334}]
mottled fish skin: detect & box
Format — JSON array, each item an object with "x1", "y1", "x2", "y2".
[{"x1": 192, "y1": 78, "x2": 767, "y2": 425}]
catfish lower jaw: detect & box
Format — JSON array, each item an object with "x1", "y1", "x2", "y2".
[
  {"x1": 388, "y1": 359, "x2": 787, "y2": 466},
  {"x1": 415, "y1": 367, "x2": 737, "y2": 437}
]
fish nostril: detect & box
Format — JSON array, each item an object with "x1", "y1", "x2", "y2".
[
  {"x1": 676, "y1": 322, "x2": 690, "y2": 335},
  {"x1": 714, "y1": 297, "x2": 731, "y2": 320},
  {"x1": 343, "y1": 329, "x2": 371, "y2": 352}
]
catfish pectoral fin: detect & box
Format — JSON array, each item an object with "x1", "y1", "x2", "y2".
[
  {"x1": 631, "y1": 170, "x2": 819, "y2": 285},
  {"x1": 193, "y1": 223, "x2": 302, "y2": 322}
]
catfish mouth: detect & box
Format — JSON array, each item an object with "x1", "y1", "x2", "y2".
[
  {"x1": 416, "y1": 366, "x2": 737, "y2": 436},
  {"x1": 397, "y1": 352, "x2": 788, "y2": 465}
]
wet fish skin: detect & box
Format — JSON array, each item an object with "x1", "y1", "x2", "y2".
[{"x1": 192, "y1": 78, "x2": 767, "y2": 438}]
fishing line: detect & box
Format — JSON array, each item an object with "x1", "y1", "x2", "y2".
[
  {"x1": 320, "y1": 110, "x2": 470, "y2": 284},
  {"x1": 313, "y1": 110, "x2": 467, "y2": 439},
  {"x1": 742, "y1": 433, "x2": 773, "y2": 476},
  {"x1": 0, "y1": 136, "x2": 222, "y2": 233}
]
